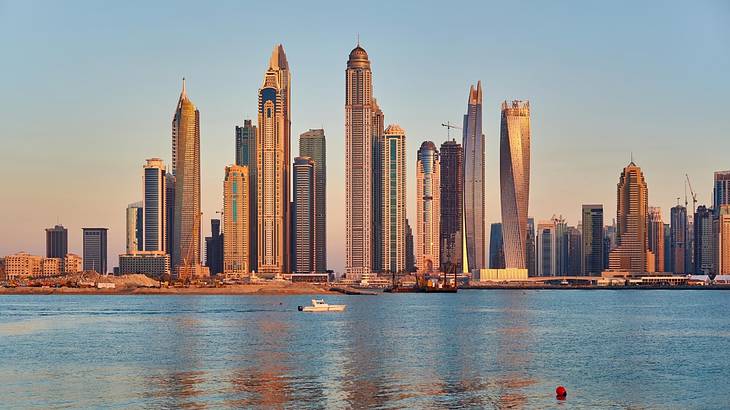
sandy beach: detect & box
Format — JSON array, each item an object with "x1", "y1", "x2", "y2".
[{"x1": 0, "y1": 282, "x2": 336, "y2": 296}]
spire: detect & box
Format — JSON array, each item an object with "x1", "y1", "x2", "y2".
[
  {"x1": 469, "y1": 81, "x2": 482, "y2": 105},
  {"x1": 269, "y1": 44, "x2": 289, "y2": 70},
  {"x1": 181, "y1": 77, "x2": 187, "y2": 99}
]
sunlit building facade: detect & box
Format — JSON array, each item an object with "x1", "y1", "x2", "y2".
[
  {"x1": 126, "y1": 202, "x2": 143, "y2": 253},
  {"x1": 500, "y1": 100, "x2": 531, "y2": 269},
  {"x1": 224, "y1": 165, "x2": 249, "y2": 275},
  {"x1": 439, "y1": 140, "x2": 463, "y2": 271},
  {"x1": 715, "y1": 205, "x2": 730, "y2": 274},
  {"x1": 293, "y1": 157, "x2": 316, "y2": 274},
  {"x1": 462, "y1": 81, "x2": 486, "y2": 272},
  {"x1": 144, "y1": 158, "x2": 166, "y2": 252},
  {"x1": 582, "y1": 204, "x2": 604, "y2": 275},
  {"x1": 236, "y1": 119, "x2": 257, "y2": 271},
  {"x1": 694, "y1": 205, "x2": 713, "y2": 275},
  {"x1": 299, "y1": 129, "x2": 327, "y2": 273},
  {"x1": 380, "y1": 125, "x2": 407, "y2": 273},
  {"x1": 608, "y1": 162, "x2": 651, "y2": 274},
  {"x1": 45, "y1": 225, "x2": 68, "y2": 259},
  {"x1": 648, "y1": 207, "x2": 665, "y2": 272},
  {"x1": 416, "y1": 141, "x2": 440, "y2": 273}
]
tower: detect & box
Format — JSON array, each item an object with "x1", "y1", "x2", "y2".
[
  {"x1": 582, "y1": 204, "x2": 604, "y2": 275},
  {"x1": 299, "y1": 129, "x2": 327, "y2": 272},
  {"x1": 380, "y1": 125, "x2": 407, "y2": 274},
  {"x1": 236, "y1": 119, "x2": 257, "y2": 271},
  {"x1": 647, "y1": 207, "x2": 665, "y2": 272},
  {"x1": 143, "y1": 158, "x2": 166, "y2": 252},
  {"x1": 462, "y1": 82, "x2": 486, "y2": 271},
  {"x1": 223, "y1": 165, "x2": 249, "y2": 275},
  {"x1": 608, "y1": 162, "x2": 651, "y2": 274},
  {"x1": 125, "y1": 203, "x2": 143, "y2": 253},
  {"x1": 439, "y1": 140, "x2": 463, "y2": 271},
  {"x1": 45, "y1": 225, "x2": 68, "y2": 259},
  {"x1": 416, "y1": 141, "x2": 440, "y2": 273},
  {"x1": 293, "y1": 157, "x2": 316, "y2": 274}
]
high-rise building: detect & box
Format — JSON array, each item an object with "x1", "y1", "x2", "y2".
[
  {"x1": 500, "y1": 100, "x2": 531, "y2": 269},
  {"x1": 293, "y1": 157, "x2": 316, "y2": 274},
  {"x1": 126, "y1": 202, "x2": 143, "y2": 253},
  {"x1": 371, "y1": 99, "x2": 385, "y2": 273},
  {"x1": 526, "y1": 217, "x2": 536, "y2": 276},
  {"x1": 694, "y1": 205, "x2": 713, "y2": 275},
  {"x1": 715, "y1": 205, "x2": 730, "y2": 274},
  {"x1": 223, "y1": 165, "x2": 249, "y2": 275},
  {"x1": 582, "y1": 205, "x2": 604, "y2": 275},
  {"x1": 553, "y1": 215, "x2": 568, "y2": 275},
  {"x1": 235, "y1": 119, "x2": 257, "y2": 271},
  {"x1": 608, "y1": 162, "x2": 650, "y2": 274},
  {"x1": 380, "y1": 125, "x2": 407, "y2": 274},
  {"x1": 345, "y1": 43, "x2": 377, "y2": 279},
  {"x1": 165, "y1": 173, "x2": 175, "y2": 257},
  {"x1": 416, "y1": 141, "x2": 440, "y2": 273},
  {"x1": 663, "y1": 223, "x2": 671, "y2": 272},
  {"x1": 257, "y1": 45, "x2": 291, "y2": 277},
  {"x1": 648, "y1": 207, "x2": 665, "y2": 272},
  {"x1": 713, "y1": 171, "x2": 730, "y2": 217},
  {"x1": 45, "y1": 224, "x2": 68, "y2": 259},
  {"x1": 462, "y1": 82, "x2": 486, "y2": 272},
  {"x1": 537, "y1": 220, "x2": 557, "y2": 276},
  {"x1": 204, "y1": 219, "x2": 223, "y2": 276},
  {"x1": 143, "y1": 158, "x2": 166, "y2": 252},
  {"x1": 566, "y1": 226, "x2": 583, "y2": 275},
  {"x1": 439, "y1": 140, "x2": 463, "y2": 271},
  {"x1": 171, "y1": 78, "x2": 201, "y2": 273},
  {"x1": 82, "y1": 228, "x2": 108, "y2": 273},
  {"x1": 405, "y1": 218, "x2": 415, "y2": 273},
  {"x1": 670, "y1": 205, "x2": 687, "y2": 274},
  {"x1": 489, "y1": 223, "x2": 505, "y2": 269},
  {"x1": 299, "y1": 129, "x2": 327, "y2": 273}
]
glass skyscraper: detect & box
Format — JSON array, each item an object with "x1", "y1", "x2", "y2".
[
  {"x1": 299, "y1": 129, "x2": 327, "y2": 273},
  {"x1": 236, "y1": 120, "x2": 257, "y2": 272},
  {"x1": 380, "y1": 125, "x2": 407, "y2": 273},
  {"x1": 462, "y1": 82, "x2": 486, "y2": 272},
  {"x1": 439, "y1": 140, "x2": 463, "y2": 272},
  {"x1": 416, "y1": 141, "x2": 440, "y2": 273},
  {"x1": 582, "y1": 204, "x2": 604, "y2": 275}
]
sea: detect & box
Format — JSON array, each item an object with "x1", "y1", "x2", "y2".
[{"x1": 0, "y1": 290, "x2": 728, "y2": 409}]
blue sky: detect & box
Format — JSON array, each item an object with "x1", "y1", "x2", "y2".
[{"x1": 1, "y1": 0, "x2": 728, "y2": 271}]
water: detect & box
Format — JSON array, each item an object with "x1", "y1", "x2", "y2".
[{"x1": 0, "y1": 290, "x2": 728, "y2": 409}]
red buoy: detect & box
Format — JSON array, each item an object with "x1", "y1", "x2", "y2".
[{"x1": 556, "y1": 386, "x2": 567, "y2": 400}]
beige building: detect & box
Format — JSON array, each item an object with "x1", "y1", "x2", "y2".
[
  {"x1": 257, "y1": 45, "x2": 291, "y2": 278},
  {"x1": 3, "y1": 252, "x2": 42, "y2": 280},
  {"x1": 380, "y1": 125, "x2": 407, "y2": 274},
  {"x1": 42, "y1": 257, "x2": 62, "y2": 276},
  {"x1": 416, "y1": 141, "x2": 440, "y2": 273},
  {"x1": 224, "y1": 165, "x2": 250, "y2": 276},
  {"x1": 715, "y1": 205, "x2": 730, "y2": 274},
  {"x1": 63, "y1": 253, "x2": 83, "y2": 273}
]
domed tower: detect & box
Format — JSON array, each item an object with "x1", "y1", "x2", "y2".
[{"x1": 417, "y1": 141, "x2": 441, "y2": 274}]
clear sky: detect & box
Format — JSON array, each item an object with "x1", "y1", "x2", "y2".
[{"x1": 1, "y1": 0, "x2": 728, "y2": 272}]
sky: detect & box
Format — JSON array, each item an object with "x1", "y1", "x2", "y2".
[{"x1": 1, "y1": 0, "x2": 729, "y2": 272}]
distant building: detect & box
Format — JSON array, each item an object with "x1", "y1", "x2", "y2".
[
  {"x1": 381, "y1": 125, "x2": 407, "y2": 274},
  {"x1": 526, "y1": 218, "x2": 536, "y2": 276},
  {"x1": 670, "y1": 205, "x2": 687, "y2": 274},
  {"x1": 715, "y1": 205, "x2": 730, "y2": 274},
  {"x1": 416, "y1": 141, "x2": 440, "y2": 274},
  {"x1": 439, "y1": 140, "x2": 463, "y2": 271},
  {"x1": 608, "y1": 162, "x2": 651, "y2": 274},
  {"x1": 3, "y1": 252, "x2": 42, "y2": 280},
  {"x1": 566, "y1": 226, "x2": 583, "y2": 275},
  {"x1": 663, "y1": 223, "x2": 671, "y2": 272},
  {"x1": 45, "y1": 225, "x2": 68, "y2": 258},
  {"x1": 694, "y1": 205, "x2": 713, "y2": 275},
  {"x1": 42, "y1": 257, "x2": 61, "y2": 276},
  {"x1": 82, "y1": 228, "x2": 108, "y2": 273},
  {"x1": 405, "y1": 218, "x2": 415, "y2": 273},
  {"x1": 713, "y1": 171, "x2": 730, "y2": 217},
  {"x1": 648, "y1": 207, "x2": 665, "y2": 272},
  {"x1": 126, "y1": 202, "x2": 143, "y2": 253},
  {"x1": 144, "y1": 158, "x2": 166, "y2": 252},
  {"x1": 489, "y1": 223, "x2": 505, "y2": 269},
  {"x1": 224, "y1": 165, "x2": 250, "y2": 275},
  {"x1": 463, "y1": 82, "x2": 486, "y2": 271},
  {"x1": 118, "y1": 251, "x2": 170, "y2": 279},
  {"x1": 537, "y1": 220, "x2": 557, "y2": 276},
  {"x1": 63, "y1": 253, "x2": 83, "y2": 274},
  {"x1": 371, "y1": 99, "x2": 385, "y2": 274},
  {"x1": 553, "y1": 215, "x2": 568, "y2": 275},
  {"x1": 293, "y1": 158, "x2": 315, "y2": 274},
  {"x1": 500, "y1": 100, "x2": 531, "y2": 270},
  {"x1": 582, "y1": 205, "x2": 604, "y2": 275},
  {"x1": 164, "y1": 173, "x2": 175, "y2": 258},
  {"x1": 299, "y1": 129, "x2": 327, "y2": 273},
  {"x1": 204, "y1": 219, "x2": 223, "y2": 276},
  {"x1": 235, "y1": 119, "x2": 257, "y2": 270}
]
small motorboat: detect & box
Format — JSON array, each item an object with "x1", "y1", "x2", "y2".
[{"x1": 298, "y1": 299, "x2": 346, "y2": 312}]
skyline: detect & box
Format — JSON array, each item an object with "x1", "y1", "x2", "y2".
[{"x1": 1, "y1": 1, "x2": 729, "y2": 273}]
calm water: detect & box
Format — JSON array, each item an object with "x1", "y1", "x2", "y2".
[{"x1": 0, "y1": 290, "x2": 729, "y2": 409}]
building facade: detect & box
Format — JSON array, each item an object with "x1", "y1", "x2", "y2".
[
  {"x1": 714, "y1": 171, "x2": 730, "y2": 217},
  {"x1": 526, "y1": 217, "x2": 536, "y2": 276},
  {"x1": 694, "y1": 205, "x2": 713, "y2": 275},
  {"x1": 405, "y1": 219, "x2": 415, "y2": 272},
  {"x1": 371, "y1": 99, "x2": 385, "y2": 274},
  {"x1": 608, "y1": 162, "x2": 650, "y2": 274},
  {"x1": 257, "y1": 45, "x2": 291, "y2": 277},
  {"x1": 63, "y1": 253, "x2": 82, "y2": 274},
  {"x1": 144, "y1": 158, "x2": 166, "y2": 252},
  {"x1": 381, "y1": 125, "x2": 407, "y2": 274},
  {"x1": 670, "y1": 205, "x2": 687, "y2": 274},
  {"x1": 439, "y1": 140, "x2": 463, "y2": 272},
  {"x1": 715, "y1": 205, "x2": 730, "y2": 274},
  {"x1": 537, "y1": 221, "x2": 557, "y2": 276},
  {"x1": 489, "y1": 223, "x2": 505, "y2": 269},
  {"x1": 171, "y1": 78, "x2": 201, "y2": 273},
  {"x1": 82, "y1": 228, "x2": 108, "y2": 273},
  {"x1": 462, "y1": 82, "x2": 486, "y2": 272},
  {"x1": 126, "y1": 202, "x2": 143, "y2": 253},
  {"x1": 582, "y1": 204, "x2": 604, "y2": 275},
  {"x1": 224, "y1": 165, "x2": 249, "y2": 275},
  {"x1": 118, "y1": 251, "x2": 170, "y2": 279},
  {"x1": 299, "y1": 129, "x2": 327, "y2": 272},
  {"x1": 500, "y1": 100, "x2": 531, "y2": 269},
  {"x1": 45, "y1": 225, "x2": 68, "y2": 259},
  {"x1": 647, "y1": 207, "x2": 665, "y2": 272},
  {"x1": 566, "y1": 226, "x2": 583, "y2": 276},
  {"x1": 416, "y1": 141, "x2": 440, "y2": 273},
  {"x1": 235, "y1": 119, "x2": 257, "y2": 271},
  {"x1": 204, "y1": 219, "x2": 223, "y2": 276},
  {"x1": 293, "y1": 157, "x2": 316, "y2": 274}
]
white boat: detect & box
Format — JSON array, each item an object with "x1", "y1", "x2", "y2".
[{"x1": 298, "y1": 299, "x2": 346, "y2": 312}]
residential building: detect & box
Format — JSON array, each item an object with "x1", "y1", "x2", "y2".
[
  {"x1": 299, "y1": 129, "x2": 327, "y2": 272},
  {"x1": 694, "y1": 205, "x2": 713, "y2": 275},
  {"x1": 715, "y1": 205, "x2": 730, "y2": 274},
  {"x1": 670, "y1": 205, "x2": 687, "y2": 273},
  {"x1": 582, "y1": 204, "x2": 604, "y2": 275},
  {"x1": 566, "y1": 226, "x2": 583, "y2": 275},
  {"x1": 537, "y1": 220, "x2": 557, "y2": 276},
  {"x1": 714, "y1": 171, "x2": 730, "y2": 217},
  {"x1": 462, "y1": 82, "x2": 486, "y2": 271},
  {"x1": 126, "y1": 202, "x2": 143, "y2": 253},
  {"x1": 608, "y1": 162, "x2": 651, "y2": 274},
  {"x1": 224, "y1": 165, "x2": 250, "y2": 275},
  {"x1": 416, "y1": 141, "x2": 440, "y2": 273},
  {"x1": 381, "y1": 125, "x2": 407, "y2": 273},
  {"x1": 405, "y1": 218, "x2": 415, "y2": 272},
  {"x1": 63, "y1": 253, "x2": 82, "y2": 274},
  {"x1": 3, "y1": 252, "x2": 42, "y2": 280},
  {"x1": 648, "y1": 207, "x2": 665, "y2": 272},
  {"x1": 204, "y1": 219, "x2": 223, "y2": 276},
  {"x1": 144, "y1": 158, "x2": 166, "y2": 252},
  {"x1": 439, "y1": 139, "x2": 463, "y2": 271},
  {"x1": 293, "y1": 157, "x2": 315, "y2": 274},
  {"x1": 235, "y1": 119, "x2": 257, "y2": 270}
]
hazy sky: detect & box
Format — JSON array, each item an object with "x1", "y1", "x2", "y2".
[{"x1": 1, "y1": 0, "x2": 729, "y2": 272}]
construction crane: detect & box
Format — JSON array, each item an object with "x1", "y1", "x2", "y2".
[
  {"x1": 441, "y1": 121, "x2": 462, "y2": 140},
  {"x1": 686, "y1": 174, "x2": 698, "y2": 212}
]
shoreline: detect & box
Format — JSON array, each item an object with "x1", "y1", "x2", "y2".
[{"x1": 0, "y1": 283, "x2": 336, "y2": 296}]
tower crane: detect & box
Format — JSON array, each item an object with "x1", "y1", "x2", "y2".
[
  {"x1": 685, "y1": 174, "x2": 698, "y2": 212},
  {"x1": 441, "y1": 122, "x2": 462, "y2": 140}
]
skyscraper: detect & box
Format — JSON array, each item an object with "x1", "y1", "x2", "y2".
[
  {"x1": 537, "y1": 220, "x2": 557, "y2": 276},
  {"x1": 608, "y1": 162, "x2": 650, "y2": 274},
  {"x1": 566, "y1": 226, "x2": 583, "y2": 276},
  {"x1": 500, "y1": 100, "x2": 531, "y2": 269},
  {"x1": 257, "y1": 44, "x2": 291, "y2": 277},
  {"x1": 648, "y1": 207, "x2": 665, "y2": 272},
  {"x1": 45, "y1": 224, "x2": 68, "y2": 259},
  {"x1": 82, "y1": 228, "x2": 107, "y2": 273},
  {"x1": 144, "y1": 158, "x2": 166, "y2": 252},
  {"x1": 293, "y1": 157, "x2": 315, "y2": 274},
  {"x1": 553, "y1": 215, "x2": 568, "y2": 275},
  {"x1": 164, "y1": 173, "x2": 175, "y2": 257},
  {"x1": 713, "y1": 171, "x2": 730, "y2": 217},
  {"x1": 439, "y1": 140, "x2": 463, "y2": 271},
  {"x1": 526, "y1": 217, "x2": 536, "y2": 276},
  {"x1": 670, "y1": 205, "x2": 687, "y2": 274},
  {"x1": 416, "y1": 141, "x2": 440, "y2": 273},
  {"x1": 462, "y1": 82, "x2": 486, "y2": 271},
  {"x1": 125, "y1": 202, "x2": 143, "y2": 253},
  {"x1": 204, "y1": 219, "x2": 223, "y2": 276},
  {"x1": 223, "y1": 165, "x2": 249, "y2": 275},
  {"x1": 299, "y1": 129, "x2": 327, "y2": 273},
  {"x1": 345, "y1": 44, "x2": 376, "y2": 279},
  {"x1": 405, "y1": 218, "x2": 415, "y2": 273},
  {"x1": 371, "y1": 99, "x2": 385, "y2": 274},
  {"x1": 582, "y1": 204, "x2": 604, "y2": 275},
  {"x1": 694, "y1": 205, "x2": 713, "y2": 275},
  {"x1": 715, "y1": 205, "x2": 730, "y2": 274},
  {"x1": 171, "y1": 78, "x2": 201, "y2": 273},
  {"x1": 235, "y1": 119, "x2": 257, "y2": 272},
  {"x1": 381, "y1": 125, "x2": 407, "y2": 274},
  {"x1": 489, "y1": 223, "x2": 505, "y2": 269}
]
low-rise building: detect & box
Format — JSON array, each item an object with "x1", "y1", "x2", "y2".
[
  {"x1": 118, "y1": 251, "x2": 170, "y2": 279},
  {"x1": 3, "y1": 252, "x2": 42, "y2": 280},
  {"x1": 63, "y1": 253, "x2": 83, "y2": 274},
  {"x1": 472, "y1": 268, "x2": 529, "y2": 282},
  {"x1": 41, "y1": 257, "x2": 62, "y2": 276}
]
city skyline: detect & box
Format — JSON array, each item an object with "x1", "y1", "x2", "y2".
[{"x1": 2, "y1": 2, "x2": 729, "y2": 273}]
